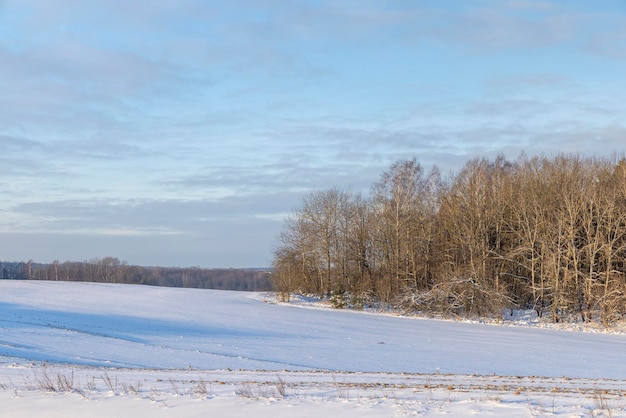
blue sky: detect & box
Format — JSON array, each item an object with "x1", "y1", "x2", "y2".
[{"x1": 1, "y1": 0, "x2": 625, "y2": 268}]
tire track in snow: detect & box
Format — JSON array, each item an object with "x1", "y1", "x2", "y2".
[{"x1": 1, "y1": 317, "x2": 316, "y2": 370}]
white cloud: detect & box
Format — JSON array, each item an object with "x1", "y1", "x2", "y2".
[{"x1": 0, "y1": 0, "x2": 624, "y2": 266}]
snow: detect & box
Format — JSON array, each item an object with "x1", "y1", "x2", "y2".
[{"x1": 1, "y1": 280, "x2": 626, "y2": 416}]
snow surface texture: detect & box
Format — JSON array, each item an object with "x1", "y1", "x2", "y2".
[{"x1": 1, "y1": 281, "x2": 625, "y2": 417}]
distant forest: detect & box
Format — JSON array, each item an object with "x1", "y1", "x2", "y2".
[
  {"x1": 272, "y1": 154, "x2": 626, "y2": 326},
  {"x1": 0, "y1": 258, "x2": 272, "y2": 291}
]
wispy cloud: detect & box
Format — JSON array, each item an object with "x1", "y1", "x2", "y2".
[
  {"x1": 586, "y1": 26, "x2": 626, "y2": 58},
  {"x1": 0, "y1": 0, "x2": 624, "y2": 266}
]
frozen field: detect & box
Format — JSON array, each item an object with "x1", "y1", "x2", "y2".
[{"x1": 1, "y1": 280, "x2": 626, "y2": 416}]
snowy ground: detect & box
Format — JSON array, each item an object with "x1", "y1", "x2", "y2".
[{"x1": 1, "y1": 281, "x2": 626, "y2": 416}]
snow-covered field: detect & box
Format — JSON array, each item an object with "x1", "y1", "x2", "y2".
[{"x1": 1, "y1": 281, "x2": 625, "y2": 416}]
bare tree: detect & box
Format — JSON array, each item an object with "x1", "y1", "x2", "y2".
[
  {"x1": 371, "y1": 159, "x2": 426, "y2": 300},
  {"x1": 271, "y1": 153, "x2": 626, "y2": 325}
]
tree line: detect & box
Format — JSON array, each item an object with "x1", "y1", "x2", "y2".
[
  {"x1": 0, "y1": 258, "x2": 272, "y2": 291},
  {"x1": 272, "y1": 154, "x2": 626, "y2": 326}
]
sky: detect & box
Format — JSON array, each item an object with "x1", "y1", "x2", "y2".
[{"x1": 1, "y1": 0, "x2": 625, "y2": 268}]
